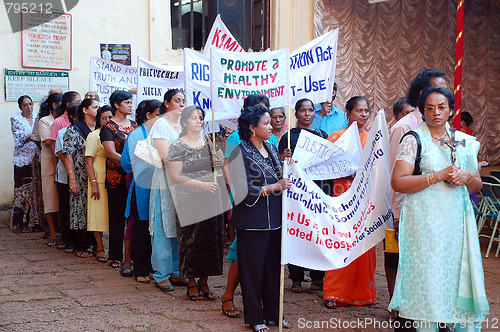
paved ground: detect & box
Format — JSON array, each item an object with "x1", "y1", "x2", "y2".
[{"x1": 0, "y1": 209, "x2": 498, "y2": 331}]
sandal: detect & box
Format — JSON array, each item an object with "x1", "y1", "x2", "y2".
[
  {"x1": 47, "y1": 238, "x2": 57, "y2": 247},
  {"x1": 266, "y1": 318, "x2": 292, "y2": 329},
  {"x1": 136, "y1": 276, "x2": 151, "y2": 284},
  {"x1": 186, "y1": 285, "x2": 202, "y2": 301},
  {"x1": 221, "y1": 298, "x2": 240, "y2": 318},
  {"x1": 251, "y1": 323, "x2": 269, "y2": 332},
  {"x1": 291, "y1": 281, "x2": 302, "y2": 293},
  {"x1": 75, "y1": 250, "x2": 91, "y2": 258},
  {"x1": 120, "y1": 265, "x2": 133, "y2": 277},
  {"x1": 95, "y1": 250, "x2": 107, "y2": 263},
  {"x1": 155, "y1": 281, "x2": 174, "y2": 292},
  {"x1": 198, "y1": 282, "x2": 216, "y2": 300},
  {"x1": 64, "y1": 247, "x2": 76, "y2": 254},
  {"x1": 109, "y1": 260, "x2": 122, "y2": 269},
  {"x1": 324, "y1": 299, "x2": 337, "y2": 309}
]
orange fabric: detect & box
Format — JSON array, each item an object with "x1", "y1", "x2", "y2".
[
  {"x1": 327, "y1": 129, "x2": 369, "y2": 197},
  {"x1": 323, "y1": 128, "x2": 376, "y2": 305}
]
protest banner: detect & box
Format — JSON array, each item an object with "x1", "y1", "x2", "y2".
[
  {"x1": 293, "y1": 122, "x2": 362, "y2": 181},
  {"x1": 203, "y1": 14, "x2": 244, "y2": 56},
  {"x1": 137, "y1": 57, "x2": 184, "y2": 104},
  {"x1": 281, "y1": 111, "x2": 393, "y2": 270},
  {"x1": 210, "y1": 48, "x2": 290, "y2": 120},
  {"x1": 184, "y1": 48, "x2": 212, "y2": 110},
  {"x1": 89, "y1": 57, "x2": 137, "y2": 105},
  {"x1": 289, "y1": 29, "x2": 338, "y2": 105}
]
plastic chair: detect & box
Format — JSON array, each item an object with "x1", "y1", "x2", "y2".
[
  {"x1": 491, "y1": 170, "x2": 500, "y2": 179},
  {"x1": 478, "y1": 175, "x2": 500, "y2": 257}
]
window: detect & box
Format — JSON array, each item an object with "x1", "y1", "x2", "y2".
[{"x1": 170, "y1": 0, "x2": 270, "y2": 51}]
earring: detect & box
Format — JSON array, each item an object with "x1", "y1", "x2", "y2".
[{"x1": 252, "y1": 131, "x2": 255, "y2": 136}]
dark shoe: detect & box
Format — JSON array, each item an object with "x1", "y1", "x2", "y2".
[
  {"x1": 96, "y1": 250, "x2": 107, "y2": 263},
  {"x1": 186, "y1": 285, "x2": 202, "y2": 301},
  {"x1": 120, "y1": 265, "x2": 133, "y2": 277},
  {"x1": 109, "y1": 260, "x2": 122, "y2": 269},
  {"x1": 197, "y1": 281, "x2": 215, "y2": 300},
  {"x1": 155, "y1": 281, "x2": 174, "y2": 292},
  {"x1": 324, "y1": 299, "x2": 337, "y2": 309},
  {"x1": 291, "y1": 281, "x2": 302, "y2": 293},
  {"x1": 169, "y1": 273, "x2": 188, "y2": 286},
  {"x1": 47, "y1": 238, "x2": 57, "y2": 247},
  {"x1": 221, "y1": 298, "x2": 240, "y2": 318}
]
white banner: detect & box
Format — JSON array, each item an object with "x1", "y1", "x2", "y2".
[
  {"x1": 137, "y1": 57, "x2": 184, "y2": 104},
  {"x1": 289, "y1": 29, "x2": 338, "y2": 105},
  {"x1": 210, "y1": 48, "x2": 290, "y2": 119},
  {"x1": 281, "y1": 111, "x2": 393, "y2": 270},
  {"x1": 203, "y1": 14, "x2": 244, "y2": 56},
  {"x1": 184, "y1": 48, "x2": 212, "y2": 110},
  {"x1": 89, "y1": 57, "x2": 137, "y2": 105},
  {"x1": 293, "y1": 122, "x2": 362, "y2": 180}
]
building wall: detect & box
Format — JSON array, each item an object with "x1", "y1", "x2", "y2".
[{"x1": 0, "y1": 0, "x2": 183, "y2": 205}]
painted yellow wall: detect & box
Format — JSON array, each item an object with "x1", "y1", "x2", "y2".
[
  {"x1": 0, "y1": 0, "x2": 180, "y2": 205},
  {"x1": 270, "y1": 0, "x2": 315, "y2": 52}
]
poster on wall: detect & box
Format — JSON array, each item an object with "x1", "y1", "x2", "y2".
[
  {"x1": 100, "y1": 44, "x2": 132, "y2": 65},
  {"x1": 5, "y1": 69, "x2": 69, "y2": 102},
  {"x1": 21, "y1": 12, "x2": 72, "y2": 70}
]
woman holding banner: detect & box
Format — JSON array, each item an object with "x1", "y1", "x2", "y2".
[
  {"x1": 149, "y1": 89, "x2": 186, "y2": 291},
  {"x1": 389, "y1": 87, "x2": 488, "y2": 330},
  {"x1": 279, "y1": 98, "x2": 329, "y2": 294},
  {"x1": 229, "y1": 105, "x2": 292, "y2": 331},
  {"x1": 323, "y1": 96, "x2": 375, "y2": 309},
  {"x1": 168, "y1": 105, "x2": 224, "y2": 301}
]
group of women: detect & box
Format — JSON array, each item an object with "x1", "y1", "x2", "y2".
[{"x1": 10, "y1": 83, "x2": 488, "y2": 331}]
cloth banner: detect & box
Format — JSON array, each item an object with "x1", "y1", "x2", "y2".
[
  {"x1": 281, "y1": 111, "x2": 393, "y2": 270},
  {"x1": 210, "y1": 48, "x2": 290, "y2": 119},
  {"x1": 289, "y1": 29, "x2": 338, "y2": 105},
  {"x1": 89, "y1": 57, "x2": 137, "y2": 106},
  {"x1": 137, "y1": 57, "x2": 184, "y2": 104},
  {"x1": 293, "y1": 121, "x2": 362, "y2": 180},
  {"x1": 203, "y1": 14, "x2": 244, "y2": 56}
]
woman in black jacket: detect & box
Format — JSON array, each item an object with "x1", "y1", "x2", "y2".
[{"x1": 228, "y1": 105, "x2": 292, "y2": 332}]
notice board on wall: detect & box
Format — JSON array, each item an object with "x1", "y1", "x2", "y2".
[
  {"x1": 22, "y1": 12, "x2": 72, "y2": 70},
  {"x1": 5, "y1": 69, "x2": 70, "y2": 102}
]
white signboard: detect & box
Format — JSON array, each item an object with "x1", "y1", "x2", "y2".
[
  {"x1": 22, "y1": 12, "x2": 72, "y2": 70},
  {"x1": 203, "y1": 14, "x2": 244, "y2": 56}
]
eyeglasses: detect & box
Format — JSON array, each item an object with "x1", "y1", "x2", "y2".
[
  {"x1": 424, "y1": 105, "x2": 449, "y2": 113},
  {"x1": 271, "y1": 115, "x2": 286, "y2": 120}
]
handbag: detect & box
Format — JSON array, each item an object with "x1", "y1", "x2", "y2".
[{"x1": 134, "y1": 127, "x2": 163, "y2": 168}]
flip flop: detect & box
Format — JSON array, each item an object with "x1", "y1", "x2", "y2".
[{"x1": 95, "y1": 249, "x2": 107, "y2": 263}]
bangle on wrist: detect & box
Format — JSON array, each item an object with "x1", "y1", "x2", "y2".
[
  {"x1": 466, "y1": 172, "x2": 474, "y2": 184},
  {"x1": 426, "y1": 174, "x2": 432, "y2": 186},
  {"x1": 67, "y1": 170, "x2": 74, "y2": 174},
  {"x1": 91, "y1": 179, "x2": 97, "y2": 184},
  {"x1": 70, "y1": 180, "x2": 76, "y2": 184},
  {"x1": 261, "y1": 186, "x2": 268, "y2": 197}
]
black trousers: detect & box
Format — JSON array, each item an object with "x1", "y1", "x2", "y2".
[
  {"x1": 57, "y1": 182, "x2": 75, "y2": 247},
  {"x1": 107, "y1": 187, "x2": 128, "y2": 262},
  {"x1": 74, "y1": 229, "x2": 95, "y2": 251},
  {"x1": 237, "y1": 229, "x2": 281, "y2": 325},
  {"x1": 288, "y1": 265, "x2": 324, "y2": 283},
  {"x1": 130, "y1": 189, "x2": 152, "y2": 277}
]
